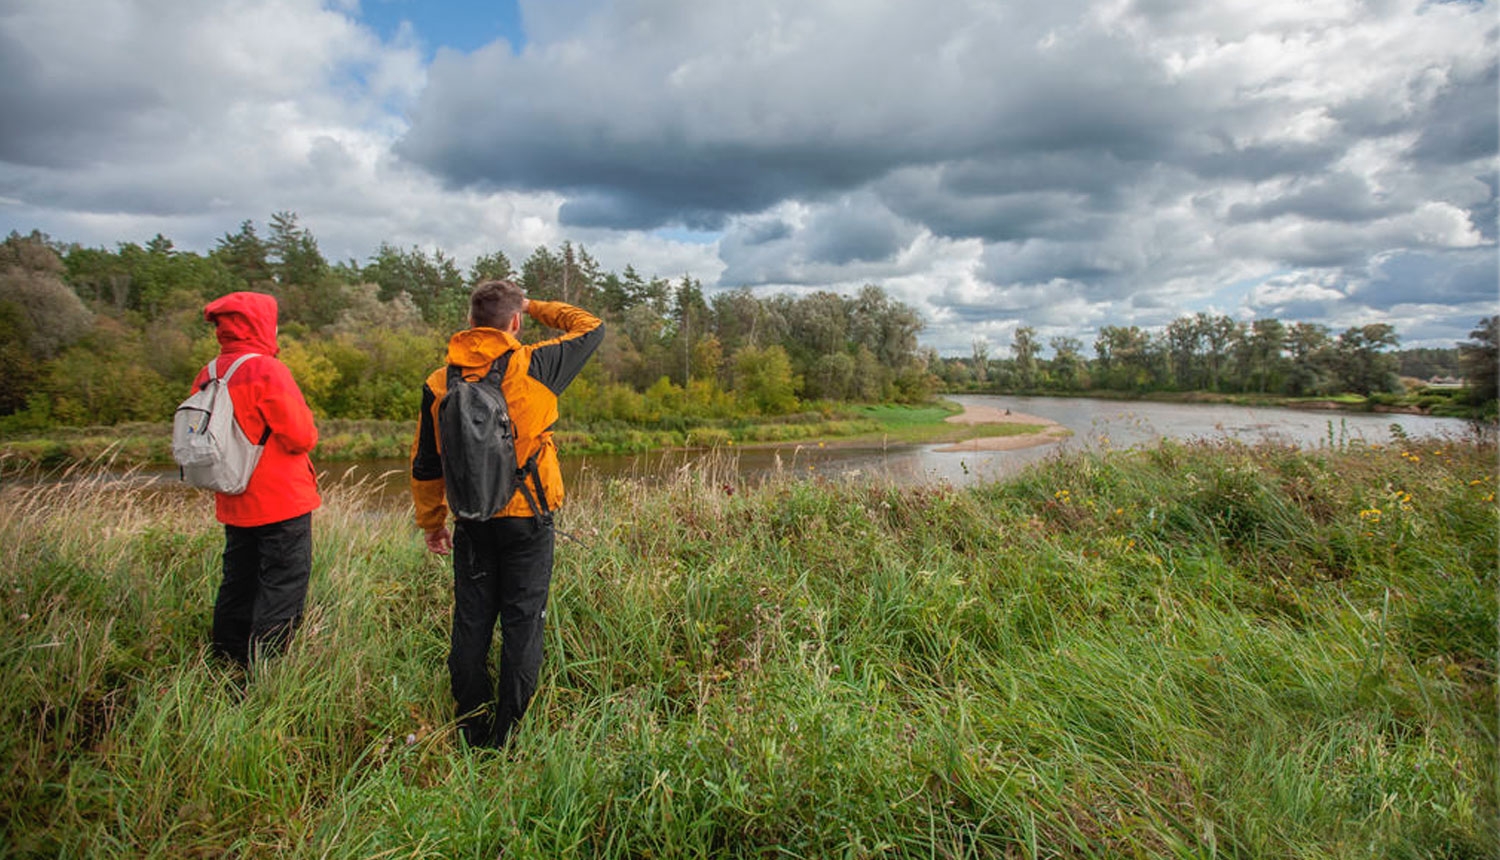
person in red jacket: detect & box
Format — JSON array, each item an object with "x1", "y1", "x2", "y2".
[{"x1": 191, "y1": 291, "x2": 321, "y2": 667}]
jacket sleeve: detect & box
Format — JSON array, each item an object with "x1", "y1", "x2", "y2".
[
  {"x1": 410, "y1": 382, "x2": 448, "y2": 531},
  {"x1": 525, "y1": 300, "x2": 605, "y2": 395},
  {"x1": 259, "y1": 360, "x2": 318, "y2": 454}
]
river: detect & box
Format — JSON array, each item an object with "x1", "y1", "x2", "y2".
[{"x1": 308, "y1": 395, "x2": 1477, "y2": 502}]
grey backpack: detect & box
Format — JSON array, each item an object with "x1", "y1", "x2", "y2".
[
  {"x1": 172, "y1": 353, "x2": 265, "y2": 494},
  {"x1": 438, "y1": 353, "x2": 548, "y2": 522}
]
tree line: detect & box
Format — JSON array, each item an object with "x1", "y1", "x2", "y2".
[
  {"x1": 937, "y1": 315, "x2": 1497, "y2": 414},
  {"x1": 4, "y1": 213, "x2": 1492, "y2": 433},
  {"x1": 0, "y1": 215, "x2": 934, "y2": 431}
]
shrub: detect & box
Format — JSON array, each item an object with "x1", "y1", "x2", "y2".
[{"x1": 685, "y1": 427, "x2": 732, "y2": 448}]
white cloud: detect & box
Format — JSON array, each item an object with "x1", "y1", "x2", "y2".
[{"x1": 0, "y1": 0, "x2": 1492, "y2": 355}]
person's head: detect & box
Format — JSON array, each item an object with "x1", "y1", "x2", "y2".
[{"x1": 469, "y1": 280, "x2": 525, "y2": 332}]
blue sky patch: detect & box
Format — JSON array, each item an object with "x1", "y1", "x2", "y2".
[{"x1": 356, "y1": 0, "x2": 525, "y2": 56}]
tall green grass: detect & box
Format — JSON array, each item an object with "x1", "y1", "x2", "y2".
[{"x1": 1, "y1": 435, "x2": 1494, "y2": 857}]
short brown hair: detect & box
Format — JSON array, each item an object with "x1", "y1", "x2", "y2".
[{"x1": 469, "y1": 279, "x2": 525, "y2": 329}]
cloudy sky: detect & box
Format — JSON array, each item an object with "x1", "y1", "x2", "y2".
[{"x1": 0, "y1": 0, "x2": 1494, "y2": 354}]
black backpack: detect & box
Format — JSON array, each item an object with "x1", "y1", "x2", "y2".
[{"x1": 438, "y1": 353, "x2": 548, "y2": 523}]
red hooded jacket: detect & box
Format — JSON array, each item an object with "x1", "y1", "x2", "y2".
[{"x1": 191, "y1": 292, "x2": 320, "y2": 527}]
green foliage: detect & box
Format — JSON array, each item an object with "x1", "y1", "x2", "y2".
[
  {"x1": 684, "y1": 426, "x2": 733, "y2": 448},
  {"x1": 0, "y1": 301, "x2": 41, "y2": 415},
  {"x1": 1459, "y1": 317, "x2": 1497, "y2": 409},
  {"x1": 467, "y1": 249, "x2": 514, "y2": 285},
  {"x1": 943, "y1": 311, "x2": 1482, "y2": 414},
  {"x1": 360, "y1": 242, "x2": 467, "y2": 328},
  {"x1": 0, "y1": 232, "x2": 93, "y2": 360},
  {"x1": 6, "y1": 220, "x2": 935, "y2": 435},
  {"x1": 731, "y1": 344, "x2": 799, "y2": 415},
  {"x1": 45, "y1": 317, "x2": 182, "y2": 425}
]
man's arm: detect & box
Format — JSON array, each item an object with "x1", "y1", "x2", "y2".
[
  {"x1": 525, "y1": 300, "x2": 605, "y2": 395},
  {"x1": 410, "y1": 382, "x2": 449, "y2": 538}
]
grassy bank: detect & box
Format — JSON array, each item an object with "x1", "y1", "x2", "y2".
[
  {"x1": 2, "y1": 434, "x2": 1495, "y2": 857},
  {"x1": 0, "y1": 401, "x2": 1039, "y2": 474},
  {"x1": 941, "y1": 385, "x2": 1491, "y2": 420}
]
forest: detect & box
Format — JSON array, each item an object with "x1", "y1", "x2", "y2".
[
  {"x1": 938, "y1": 317, "x2": 1495, "y2": 416},
  {"x1": 0, "y1": 215, "x2": 931, "y2": 435},
  {"x1": 1, "y1": 213, "x2": 1495, "y2": 442}
]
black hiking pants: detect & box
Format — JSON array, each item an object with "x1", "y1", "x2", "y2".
[
  {"x1": 449, "y1": 515, "x2": 555, "y2": 748},
  {"x1": 213, "y1": 513, "x2": 313, "y2": 666}
]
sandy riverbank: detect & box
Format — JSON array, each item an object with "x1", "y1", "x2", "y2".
[{"x1": 933, "y1": 403, "x2": 1071, "y2": 452}]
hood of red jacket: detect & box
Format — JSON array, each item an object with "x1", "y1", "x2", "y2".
[{"x1": 205, "y1": 291, "x2": 280, "y2": 356}]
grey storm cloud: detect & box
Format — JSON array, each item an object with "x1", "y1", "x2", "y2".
[
  {"x1": 1226, "y1": 173, "x2": 1403, "y2": 225},
  {"x1": 804, "y1": 212, "x2": 905, "y2": 267},
  {"x1": 1407, "y1": 63, "x2": 1499, "y2": 167},
  {"x1": 717, "y1": 193, "x2": 919, "y2": 285},
  {"x1": 0, "y1": 0, "x2": 1493, "y2": 354},
  {"x1": 1179, "y1": 140, "x2": 1347, "y2": 184},
  {"x1": 877, "y1": 160, "x2": 1125, "y2": 243},
  {"x1": 0, "y1": 27, "x2": 160, "y2": 168},
  {"x1": 980, "y1": 239, "x2": 1130, "y2": 289},
  {"x1": 393, "y1": 0, "x2": 1495, "y2": 337},
  {"x1": 939, "y1": 284, "x2": 1079, "y2": 324},
  {"x1": 394, "y1": 0, "x2": 1196, "y2": 232},
  {"x1": 1255, "y1": 296, "x2": 1349, "y2": 325},
  {"x1": 1471, "y1": 174, "x2": 1499, "y2": 242},
  {"x1": 1357, "y1": 248, "x2": 1500, "y2": 310}
]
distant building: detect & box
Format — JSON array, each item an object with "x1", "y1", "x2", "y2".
[{"x1": 1426, "y1": 376, "x2": 1465, "y2": 389}]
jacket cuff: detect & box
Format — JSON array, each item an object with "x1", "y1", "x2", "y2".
[{"x1": 412, "y1": 478, "x2": 449, "y2": 531}]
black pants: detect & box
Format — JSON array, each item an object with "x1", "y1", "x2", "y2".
[
  {"x1": 449, "y1": 515, "x2": 555, "y2": 748},
  {"x1": 213, "y1": 513, "x2": 313, "y2": 666}
]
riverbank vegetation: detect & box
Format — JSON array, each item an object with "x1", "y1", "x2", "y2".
[
  {"x1": 3, "y1": 433, "x2": 1493, "y2": 857},
  {"x1": 0, "y1": 402, "x2": 1054, "y2": 474},
  {"x1": 937, "y1": 316, "x2": 1498, "y2": 421},
  {"x1": 4, "y1": 222, "x2": 1494, "y2": 460}
]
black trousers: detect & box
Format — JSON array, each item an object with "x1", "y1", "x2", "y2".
[
  {"x1": 213, "y1": 513, "x2": 313, "y2": 666},
  {"x1": 449, "y1": 515, "x2": 555, "y2": 747}
]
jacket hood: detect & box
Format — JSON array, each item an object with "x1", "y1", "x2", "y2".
[
  {"x1": 445, "y1": 327, "x2": 521, "y2": 369},
  {"x1": 205, "y1": 291, "x2": 280, "y2": 355}
]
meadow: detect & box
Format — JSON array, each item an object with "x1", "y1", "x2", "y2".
[{"x1": 1, "y1": 432, "x2": 1494, "y2": 858}]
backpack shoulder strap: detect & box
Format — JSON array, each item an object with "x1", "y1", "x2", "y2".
[
  {"x1": 515, "y1": 450, "x2": 551, "y2": 524},
  {"x1": 208, "y1": 352, "x2": 260, "y2": 384},
  {"x1": 490, "y1": 350, "x2": 514, "y2": 385},
  {"x1": 220, "y1": 353, "x2": 260, "y2": 383}
]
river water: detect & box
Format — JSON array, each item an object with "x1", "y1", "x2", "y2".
[{"x1": 309, "y1": 395, "x2": 1477, "y2": 502}]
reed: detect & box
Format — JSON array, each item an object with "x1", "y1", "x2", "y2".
[{"x1": 1, "y1": 435, "x2": 1494, "y2": 857}]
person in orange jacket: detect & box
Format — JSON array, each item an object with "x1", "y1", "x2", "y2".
[
  {"x1": 192, "y1": 291, "x2": 320, "y2": 667},
  {"x1": 411, "y1": 279, "x2": 604, "y2": 747}
]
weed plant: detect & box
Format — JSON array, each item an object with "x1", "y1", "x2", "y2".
[{"x1": 1, "y1": 436, "x2": 1494, "y2": 857}]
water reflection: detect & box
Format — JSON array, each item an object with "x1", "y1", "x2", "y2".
[{"x1": 107, "y1": 396, "x2": 1480, "y2": 504}]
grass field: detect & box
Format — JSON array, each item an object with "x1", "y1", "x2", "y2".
[{"x1": 1, "y1": 433, "x2": 1494, "y2": 857}]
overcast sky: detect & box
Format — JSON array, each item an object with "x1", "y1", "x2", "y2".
[{"x1": 0, "y1": 0, "x2": 1494, "y2": 354}]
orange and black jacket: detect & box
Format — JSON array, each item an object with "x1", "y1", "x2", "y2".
[{"x1": 410, "y1": 301, "x2": 604, "y2": 531}]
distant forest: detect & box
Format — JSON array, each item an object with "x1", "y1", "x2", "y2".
[
  {"x1": 1, "y1": 213, "x2": 1494, "y2": 432},
  {"x1": 0, "y1": 214, "x2": 931, "y2": 429},
  {"x1": 935, "y1": 315, "x2": 1494, "y2": 406}
]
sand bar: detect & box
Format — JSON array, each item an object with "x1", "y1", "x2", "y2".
[{"x1": 933, "y1": 403, "x2": 1071, "y2": 452}]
